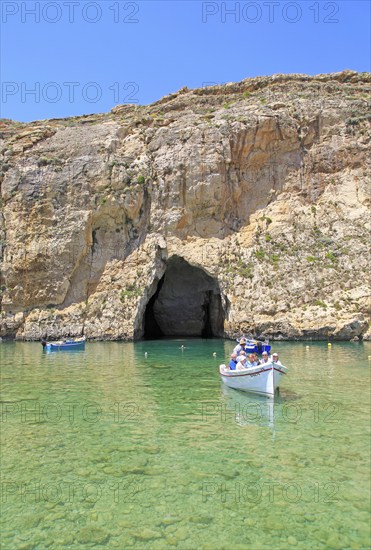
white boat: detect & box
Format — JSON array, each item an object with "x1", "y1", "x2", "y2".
[{"x1": 219, "y1": 362, "x2": 288, "y2": 397}]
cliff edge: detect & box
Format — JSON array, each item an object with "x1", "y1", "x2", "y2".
[{"x1": 1, "y1": 70, "x2": 370, "y2": 340}]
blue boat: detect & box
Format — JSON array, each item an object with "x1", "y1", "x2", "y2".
[
  {"x1": 237, "y1": 338, "x2": 271, "y2": 354},
  {"x1": 42, "y1": 337, "x2": 86, "y2": 352}
]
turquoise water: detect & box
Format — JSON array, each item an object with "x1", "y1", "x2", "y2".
[{"x1": 0, "y1": 339, "x2": 370, "y2": 549}]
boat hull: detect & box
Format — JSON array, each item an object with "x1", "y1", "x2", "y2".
[{"x1": 219, "y1": 364, "x2": 287, "y2": 397}]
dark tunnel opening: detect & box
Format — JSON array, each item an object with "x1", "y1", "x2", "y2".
[{"x1": 143, "y1": 256, "x2": 225, "y2": 339}]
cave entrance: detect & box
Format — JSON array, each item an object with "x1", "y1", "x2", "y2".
[{"x1": 143, "y1": 256, "x2": 225, "y2": 339}]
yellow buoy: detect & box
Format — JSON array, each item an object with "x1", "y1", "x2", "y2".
[{"x1": 328, "y1": 343, "x2": 332, "y2": 347}]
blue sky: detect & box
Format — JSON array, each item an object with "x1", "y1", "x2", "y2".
[{"x1": 1, "y1": 0, "x2": 370, "y2": 122}]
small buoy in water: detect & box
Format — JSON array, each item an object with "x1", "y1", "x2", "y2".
[
  {"x1": 328, "y1": 343, "x2": 332, "y2": 348},
  {"x1": 144, "y1": 352, "x2": 148, "y2": 358},
  {"x1": 213, "y1": 352, "x2": 217, "y2": 357},
  {"x1": 306, "y1": 345, "x2": 310, "y2": 350}
]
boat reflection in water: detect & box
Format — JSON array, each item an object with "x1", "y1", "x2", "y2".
[{"x1": 220, "y1": 385, "x2": 278, "y2": 431}]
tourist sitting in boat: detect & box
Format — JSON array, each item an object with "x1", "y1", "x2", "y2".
[
  {"x1": 271, "y1": 352, "x2": 282, "y2": 365},
  {"x1": 236, "y1": 355, "x2": 248, "y2": 370},
  {"x1": 253, "y1": 353, "x2": 261, "y2": 365},
  {"x1": 233, "y1": 338, "x2": 247, "y2": 356},
  {"x1": 247, "y1": 354, "x2": 256, "y2": 366},
  {"x1": 235, "y1": 350, "x2": 246, "y2": 363},
  {"x1": 229, "y1": 353, "x2": 238, "y2": 370},
  {"x1": 261, "y1": 351, "x2": 270, "y2": 364}
]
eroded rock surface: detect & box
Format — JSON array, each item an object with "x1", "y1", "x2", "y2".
[{"x1": 0, "y1": 71, "x2": 370, "y2": 340}]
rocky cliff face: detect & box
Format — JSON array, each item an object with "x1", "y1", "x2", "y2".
[{"x1": 1, "y1": 71, "x2": 370, "y2": 341}]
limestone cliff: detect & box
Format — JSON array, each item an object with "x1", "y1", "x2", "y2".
[{"x1": 0, "y1": 71, "x2": 370, "y2": 341}]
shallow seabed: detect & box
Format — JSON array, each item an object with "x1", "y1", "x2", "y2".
[{"x1": 0, "y1": 339, "x2": 370, "y2": 549}]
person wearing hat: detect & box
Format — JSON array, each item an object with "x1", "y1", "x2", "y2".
[
  {"x1": 261, "y1": 351, "x2": 270, "y2": 364},
  {"x1": 233, "y1": 338, "x2": 247, "y2": 356},
  {"x1": 271, "y1": 352, "x2": 282, "y2": 366},
  {"x1": 236, "y1": 355, "x2": 248, "y2": 371}
]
